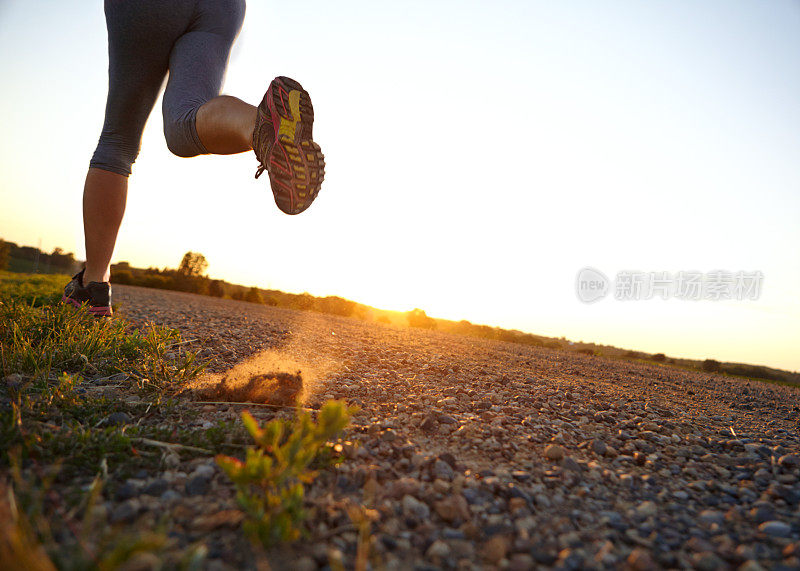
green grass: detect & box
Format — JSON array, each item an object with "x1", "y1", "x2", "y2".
[
  {"x1": 0, "y1": 270, "x2": 68, "y2": 306},
  {"x1": 0, "y1": 272, "x2": 213, "y2": 567}
]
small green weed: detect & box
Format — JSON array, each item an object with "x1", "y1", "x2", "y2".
[{"x1": 216, "y1": 401, "x2": 356, "y2": 547}]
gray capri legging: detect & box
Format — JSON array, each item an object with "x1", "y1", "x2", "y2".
[{"x1": 90, "y1": 0, "x2": 246, "y2": 176}]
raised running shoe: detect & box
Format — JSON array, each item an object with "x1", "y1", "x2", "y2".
[
  {"x1": 253, "y1": 76, "x2": 325, "y2": 215},
  {"x1": 62, "y1": 269, "x2": 113, "y2": 317}
]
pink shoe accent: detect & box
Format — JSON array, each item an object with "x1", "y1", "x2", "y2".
[{"x1": 61, "y1": 295, "x2": 112, "y2": 317}]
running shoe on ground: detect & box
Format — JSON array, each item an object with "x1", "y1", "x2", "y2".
[
  {"x1": 253, "y1": 76, "x2": 325, "y2": 215},
  {"x1": 62, "y1": 269, "x2": 113, "y2": 317}
]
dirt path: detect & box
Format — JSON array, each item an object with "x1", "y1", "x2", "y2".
[{"x1": 115, "y1": 285, "x2": 800, "y2": 570}]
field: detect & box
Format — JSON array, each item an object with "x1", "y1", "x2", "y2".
[{"x1": 1, "y1": 273, "x2": 799, "y2": 570}]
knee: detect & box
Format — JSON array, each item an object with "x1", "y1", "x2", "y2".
[
  {"x1": 163, "y1": 105, "x2": 208, "y2": 157},
  {"x1": 90, "y1": 133, "x2": 139, "y2": 177}
]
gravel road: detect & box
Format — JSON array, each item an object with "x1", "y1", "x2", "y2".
[{"x1": 114, "y1": 285, "x2": 800, "y2": 570}]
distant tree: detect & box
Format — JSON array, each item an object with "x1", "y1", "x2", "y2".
[
  {"x1": 0, "y1": 240, "x2": 10, "y2": 271},
  {"x1": 178, "y1": 251, "x2": 208, "y2": 277},
  {"x1": 702, "y1": 359, "x2": 721, "y2": 373},
  {"x1": 231, "y1": 289, "x2": 245, "y2": 301},
  {"x1": 209, "y1": 279, "x2": 225, "y2": 298},
  {"x1": 245, "y1": 287, "x2": 263, "y2": 304},
  {"x1": 652, "y1": 353, "x2": 666, "y2": 362},
  {"x1": 407, "y1": 308, "x2": 437, "y2": 329}
]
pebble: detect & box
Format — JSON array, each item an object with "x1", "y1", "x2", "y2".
[
  {"x1": 185, "y1": 475, "x2": 210, "y2": 496},
  {"x1": 192, "y1": 464, "x2": 215, "y2": 479},
  {"x1": 432, "y1": 459, "x2": 454, "y2": 480},
  {"x1": 160, "y1": 490, "x2": 181, "y2": 502},
  {"x1": 759, "y1": 520, "x2": 792, "y2": 538},
  {"x1": 699, "y1": 509, "x2": 725, "y2": 526},
  {"x1": 544, "y1": 444, "x2": 565, "y2": 461},
  {"x1": 115, "y1": 481, "x2": 137, "y2": 501},
  {"x1": 110, "y1": 500, "x2": 139, "y2": 523},
  {"x1": 626, "y1": 547, "x2": 655, "y2": 571},
  {"x1": 142, "y1": 478, "x2": 168, "y2": 496},
  {"x1": 433, "y1": 495, "x2": 469, "y2": 523},
  {"x1": 635, "y1": 501, "x2": 657, "y2": 518},
  {"x1": 481, "y1": 535, "x2": 508, "y2": 564},
  {"x1": 426, "y1": 540, "x2": 450, "y2": 559},
  {"x1": 104, "y1": 411, "x2": 133, "y2": 426},
  {"x1": 401, "y1": 495, "x2": 429, "y2": 519},
  {"x1": 591, "y1": 439, "x2": 607, "y2": 456}
]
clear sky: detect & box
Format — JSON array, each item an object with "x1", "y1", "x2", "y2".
[{"x1": 1, "y1": 1, "x2": 798, "y2": 372}]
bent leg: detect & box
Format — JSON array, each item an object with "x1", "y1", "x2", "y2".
[
  {"x1": 195, "y1": 95, "x2": 256, "y2": 154},
  {"x1": 162, "y1": 0, "x2": 249, "y2": 156}
]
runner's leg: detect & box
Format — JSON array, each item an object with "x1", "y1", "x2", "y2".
[
  {"x1": 162, "y1": 0, "x2": 251, "y2": 156},
  {"x1": 85, "y1": 1, "x2": 192, "y2": 283}
]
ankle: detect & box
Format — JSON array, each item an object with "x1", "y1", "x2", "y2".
[{"x1": 83, "y1": 268, "x2": 110, "y2": 284}]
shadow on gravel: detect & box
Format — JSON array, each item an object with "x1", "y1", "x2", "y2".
[{"x1": 189, "y1": 349, "x2": 334, "y2": 407}]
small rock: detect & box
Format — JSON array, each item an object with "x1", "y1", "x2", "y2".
[
  {"x1": 692, "y1": 551, "x2": 725, "y2": 571},
  {"x1": 544, "y1": 444, "x2": 565, "y2": 461},
  {"x1": 140, "y1": 477, "x2": 167, "y2": 495},
  {"x1": 192, "y1": 464, "x2": 215, "y2": 479},
  {"x1": 482, "y1": 535, "x2": 509, "y2": 564},
  {"x1": 114, "y1": 481, "x2": 137, "y2": 501},
  {"x1": 381, "y1": 429, "x2": 397, "y2": 442},
  {"x1": 420, "y1": 414, "x2": 438, "y2": 432},
  {"x1": 434, "y1": 495, "x2": 470, "y2": 523},
  {"x1": 160, "y1": 490, "x2": 181, "y2": 502},
  {"x1": 759, "y1": 520, "x2": 792, "y2": 538},
  {"x1": 591, "y1": 440, "x2": 607, "y2": 456},
  {"x1": 185, "y1": 475, "x2": 210, "y2": 496},
  {"x1": 401, "y1": 494, "x2": 429, "y2": 519},
  {"x1": 163, "y1": 453, "x2": 180, "y2": 469},
  {"x1": 779, "y1": 454, "x2": 800, "y2": 469},
  {"x1": 635, "y1": 501, "x2": 657, "y2": 518},
  {"x1": 191, "y1": 509, "x2": 244, "y2": 532},
  {"x1": 699, "y1": 509, "x2": 725, "y2": 526},
  {"x1": 426, "y1": 540, "x2": 451, "y2": 559},
  {"x1": 627, "y1": 547, "x2": 655, "y2": 571},
  {"x1": 508, "y1": 553, "x2": 534, "y2": 571},
  {"x1": 432, "y1": 459, "x2": 454, "y2": 480},
  {"x1": 110, "y1": 500, "x2": 139, "y2": 523},
  {"x1": 104, "y1": 412, "x2": 132, "y2": 426},
  {"x1": 562, "y1": 457, "x2": 582, "y2": 473}
]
